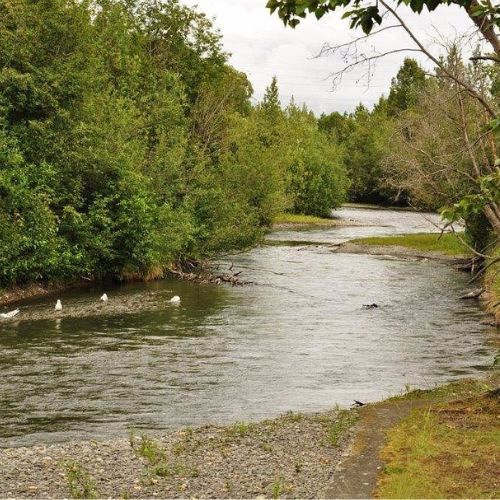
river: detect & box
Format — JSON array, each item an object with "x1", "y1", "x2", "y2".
[{"x1": 0, "y1": 207, "x2": 495, "y2": 448}]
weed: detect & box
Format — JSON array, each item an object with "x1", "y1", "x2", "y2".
[
  {"x1": 62, "y1": 461, "x2": 99, "y2": 499},
  {"x1": 153, "y1": 462, "x2": 198, "y2": 478},
  {"x1": 325, "y1": 409, "x2": 359, "y2": 447},
  {"x1": 260, "y1": 442, "x2": 273, "y2": 452},
  {"x1": 226, "y1": 421, "x2": 252, "y2": 438},
  {"x1": 172, "y1": 441, "x2": 187, "y2": 456},
  {"x1": 132, "y1": 435, "x2": 166, "y2": 465},
  {"x1": 271, "y1": 477, "x2": 285, "y2": 498}
]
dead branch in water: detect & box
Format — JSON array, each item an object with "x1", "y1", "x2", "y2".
[{"x1": 168, "y1": 259, "x2": 247, "y2": 286}]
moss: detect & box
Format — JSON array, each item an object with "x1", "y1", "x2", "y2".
[{"x1": 352, "y1": 232, "x2": 471, "y2": 256}]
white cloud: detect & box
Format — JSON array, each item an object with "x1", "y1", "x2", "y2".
[{"x1": 182, "y1": 0, "x2": 474, "y2": 114}]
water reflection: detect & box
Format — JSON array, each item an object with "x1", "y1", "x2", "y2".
[{"x1": 0, "y1": 208, "x2": 494, "y2": 448}]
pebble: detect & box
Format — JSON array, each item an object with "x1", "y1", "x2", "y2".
[{"x1": 0, "y1": 408, "x2": 356, "y2": 499}]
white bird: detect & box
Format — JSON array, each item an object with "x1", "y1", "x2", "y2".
[
  {"x1": 100, "y1": 293, "x2": 108, "y2": 302},
  {"x1": 170, "y1": 295, "x2": 181, "y2": 304},
  {"x1": 0, "y1": 308, "x2": 20, "y2": 319},
  {"x1": 55, "y1": 300, "x2": 62, "y2": 311}
]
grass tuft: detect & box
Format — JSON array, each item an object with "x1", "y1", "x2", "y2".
[
  {"x1": 225, "y1": 421, "x2": 253, "y2": 438},
  {"x1": 318, "y1": 409, "x2": 359, "y2": 447},
  {"x1": 62, "y1": 461, "x2": 99, "y2": 499}
]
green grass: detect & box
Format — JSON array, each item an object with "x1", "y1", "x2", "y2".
[
  {"x1": 377, "y1": 377, "x2": 500, "y2": 498},
  {"x1": 224, "y1": 421, "x2": 253, "y2": 438},
  {"x1": 131, "y1": 435, "x2": 167, "y2": 464},
  {"x1": 387, "y1": 378, "x2": 492, "y2": 403},
  {"x1": 325, "y1": 409, "x2": 359, "y2": 447},
  {"x1": 352, "y1": 232, "x2": 471, "y2": 256},
  {"x1": 270, "y1": 477, "x2": 287, "y2": 498},
  {"x1": 273, "y1": 212, "x2": 337, "y2": 225}
]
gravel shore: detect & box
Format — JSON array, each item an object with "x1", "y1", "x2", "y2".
[{"x1": 0, "y1": 408, "x2": 357, "y2": 499}]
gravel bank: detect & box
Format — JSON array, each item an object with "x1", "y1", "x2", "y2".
[{"x1": 0, "y1": 409, "x2": 357, "y2": 499}]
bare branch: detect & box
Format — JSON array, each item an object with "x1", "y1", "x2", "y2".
[
  {"x1": 327, "y1": 48, "x2": 421, "y2": 89},
  {"x1": 379, "y1": 0, "x2": 497, "y2": 119}
]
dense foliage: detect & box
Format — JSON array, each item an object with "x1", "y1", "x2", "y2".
[{"x1": 0, "y1": 0, "x2": 348, "y2": 287}]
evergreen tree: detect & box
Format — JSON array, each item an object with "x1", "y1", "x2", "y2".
[{"x1": 387, "y1": 58, "x2": 427, "y2": 116}]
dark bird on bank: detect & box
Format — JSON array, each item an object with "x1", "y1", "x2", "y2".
[
  {"x1": 362, "y1": 303, "x2": 379, "y2": 309},
  {"x1": 353, "y1": 400, "x2": 366, "y2": 407}
]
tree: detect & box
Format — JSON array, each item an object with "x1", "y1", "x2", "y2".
[
  {"x1": 383, "y1": 48, "x2": 500, "y2": 239},
  {"x1": 263, "y1": 76, "x2": 281, "y2": 108},
  {"x1": 387, "y1": 58, "x2": 427, "y2": 115},
  {"x1": 267, "y1": 0, "x2": 500, "y2": 237}
]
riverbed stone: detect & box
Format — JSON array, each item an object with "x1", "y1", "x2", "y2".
[{"x1": 0, "y1": 408, "x2": 356, "y2": 499}]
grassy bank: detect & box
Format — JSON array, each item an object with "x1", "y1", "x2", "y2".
[
  {"x1": 377, "y1": 375, "x2": 500, "y2": 498},
  {"x1": 273, "y1": 212, "x2": 338, "y2": 226},
  {"x1": 351, "y1": 232, "x2": 471, "y2": 257},
  {"x1": 483, "y1": 244, "x2": 500, "y2": 326}
]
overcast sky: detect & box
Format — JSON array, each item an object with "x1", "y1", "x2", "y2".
[{"x1": 182, "y1": 0, "x2": 474, "y2": 115}]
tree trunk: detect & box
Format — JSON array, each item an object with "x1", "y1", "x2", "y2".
[
  {"x1": 484, "y1": 204, "x2": 500, "y2": 236},
  {"x1": 467, "y1": 0, "x2": 500, "y2": 57}
]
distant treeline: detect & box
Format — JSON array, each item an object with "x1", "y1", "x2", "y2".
[
  {"x1": 1, "y1": 0, "x2": 497, "y2": 288},
  {"x1": 321, "y1": 53, "x2": 499, "y2": 247}
]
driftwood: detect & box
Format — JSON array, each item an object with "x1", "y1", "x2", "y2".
[
  {"x1": 168, "y1": 259, "x2": 246, "y2": 286},
  {"x1": 459, "y1": 288, "x2": 485, "y2": 300}
]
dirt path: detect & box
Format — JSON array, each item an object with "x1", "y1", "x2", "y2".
[{"x1": 325, "y1": 399, "x2": 435, "y2": 498}]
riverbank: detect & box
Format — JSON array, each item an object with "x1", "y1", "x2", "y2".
[
  {"x1": 0, "y1": 281, "x2": 93, "y2": 309},
  {"x1": 0, "y1": 408, "x2": 359, "y2": 499},
  {"x1": 0, "y1": 373, "x2": 497, "y2": 499},
  {"x1": 271, "y1": 212, "x2": 363, "y2": 229},
  {"x1": 334, "y1": 232, "x2": 472, "y2": 264},
  {"x1": 482, "y1": 244, "x2": 500, "y2": 326},
  {"x1": 376, "y1": 373, "x2": 500, "y2": 498}
]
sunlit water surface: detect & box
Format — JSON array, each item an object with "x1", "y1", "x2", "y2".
[{"x1": 0, "y1": 208, "x2": 495, "y2": 447}]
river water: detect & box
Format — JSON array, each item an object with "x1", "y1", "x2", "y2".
[{"x1": 0, "y1": 207, "x2": 495, "y2": 447}]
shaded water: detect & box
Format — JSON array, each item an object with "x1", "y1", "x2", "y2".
[{"x1": 0, "y1": 208, "x2": 494, "y2": 448}]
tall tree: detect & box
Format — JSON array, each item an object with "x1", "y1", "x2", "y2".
[{"x1": 387, "y1": 58, "x2": 427, "y2": 115}]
